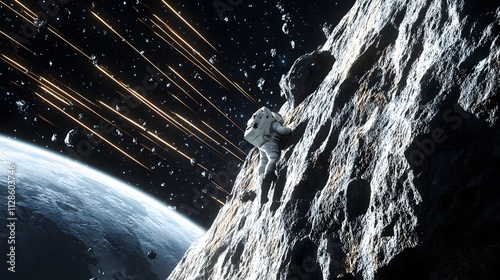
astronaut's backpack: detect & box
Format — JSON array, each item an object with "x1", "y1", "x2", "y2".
[{"x1": 244, "y1": 106, "x2": 281, "y2": 147}]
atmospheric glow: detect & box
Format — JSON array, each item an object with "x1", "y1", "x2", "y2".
[{"x1": 0, "y1": 134, "x2": 206, "y2": 234}]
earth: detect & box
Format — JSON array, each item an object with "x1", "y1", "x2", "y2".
[{"x1": 0, "y1": 135, "x2": 204, "y2": 280}]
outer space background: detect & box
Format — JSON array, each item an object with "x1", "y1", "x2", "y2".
[{"x1": 0, "y1": 0, "x2": 354, "y2": 228}]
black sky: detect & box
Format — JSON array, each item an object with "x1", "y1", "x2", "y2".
[{"x1": 0, "y1": 0, "x2": 354, "y2": 228}]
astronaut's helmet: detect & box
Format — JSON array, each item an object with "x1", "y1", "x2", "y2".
[{"x1": 271, "y1": 112, "x2": 284, "y2": 124}]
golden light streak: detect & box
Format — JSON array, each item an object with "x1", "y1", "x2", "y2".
[
  {"x1": 174, "y1": 113, "x2": 220, "y2": 145},
  {"x1": 98, "y1": 101, "x2": 170, "y2": 151},
  {"x1": 98, "y1": 67, "x2": 178, "y2": 127},
  {"x1": 1, "y1": 54, "x2": 29, "y2": 73},
  {"x1": 91, "y1": 11, "x2": 144, "y2": 58},
  {"x1": 13, "y1": 0, "x2": 37, "y2": 18},
  {"x1": 94, "y1": 64, "x2": 230, "y2": 163},
  {"x1": 146, "y1": 20, "x2": 225, "y2": 88},
  {"x1": 47, "y1": 26, "x2": 90, "y2": 59},
  {"x1": 98, "y1": 100, "x2": 148, "y2": 131},
  {"x1": 0, "y1": 31, "x2": 36, "y2": 56},
  {"x1": 34, "y1": 92, "x2": 150, "y2": 171},
  {"x1": 139, "y1": 143, "x2": 153, "y2": 152},
  {"x1": 1, "y1": 54, "x2": 134, "y2": 145},
  {"x1": 150, "y1": 24, "x2": 226, "y2": 88},
  {"x1": 1, "y1": 0, "x2": 36, "y2": 23},
  {"x1": 3, "y1": 5, "x2": 90, "y2": 62},
  {"x1": 4, "y1": 3, "x2": 89, "y2": 61},
  {"x1": 3, "y1": 11, "x2": 209, "y2": 148},
  {"x1": 233, "y1": 81, "x2": 257, "y2": 104},
  {"x1": 150, "y1": 15, "x2": 256, "y2": 104},
  {"x1": 146, "y1": 129, "x2": 211, "y2": 172},
  {"x1": 99, "y1": 100, "x2": 210, "y2": 171},
  {"x1": 36, "y1": 114, "x2": 58, "y2": 127},
  {"x1": 41, "y1": 81, "x2": 131, "y2": 136},
  {"x1": 92, "y1": 10, "x2": 248, "y2": 136},
  {"x1": 169, "y1": 93, "x2": 201, "y2": 116},
  {"x1": 220, "y1": 145, "x2": 245, "y2": 162},
  {"x1": 167, "y1": 113, "x2": 232, "y2": 160},
  {"x1": 201, "y1": 119, "x2": 247, "y2": 155},
  {"x1": 39, "y1": 85, "x2": 71, "y2": 106},
  {"x1": 2, "y1": 3, "x2": 252, "y2": 193},
  {"x1": 154, "y1": 14, "x2": 197, "y2": 54},
  {"x1": 161, "y1": 0, "x2": 219, "y2": 53},
  {"x1": 210, "y1": 194, "x2": 225, "y2": 206},
  {"x1": 175, "y1": 114, "x2": 245, "y2": 161},
  {"x1": 152, "y1": 16, "x2": 230, "y2": 89},
  {"x1": 40, "y1": 76, "x2": 98, "y2": 108},
  {"x1": 168, "y1": 66, "x2": 244, "y2": 131},
  {"x1": 92, "y1": 13, "x2": 208, "y2": 108},
  {"x1": 147, "y1": 131, "x2": 189, "y2": 160},
  {"x1": 2, "y1": 55, "x2": 114, "y2": 132},
  {"x1": 210, "y1": 181, "x2": 230, "y2": 195},
  {"x1": 3, "y1": 54, "x2": 106, "y2": 122},
  {"x1": 138, "y1": 143, "x2": 168, "y2": 162},
  {"x1": 91, "y1": 11, "x2": 173, "y2": 82},
  {"x1": 4, "y1": 5, "x2": 89, "y2": 64}
]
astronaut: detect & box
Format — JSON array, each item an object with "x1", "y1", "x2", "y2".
[{"x1": 244, "y1": 107, "x2": 292, "y2": 180}]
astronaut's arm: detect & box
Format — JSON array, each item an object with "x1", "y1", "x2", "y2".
[{"x1": 272, "y1": 122, "x2": 292, "y2": 136}]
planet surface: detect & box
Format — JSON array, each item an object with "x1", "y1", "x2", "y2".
[{"x1": 0, "y1": 135, "x2": 204, "y2": 280}]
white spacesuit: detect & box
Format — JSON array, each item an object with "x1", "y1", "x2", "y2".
[
  {"x1": 258, "y1": 120, "x2": 293, "y2": 176},
  {"x1": 244, "y1": 107, "x2": 292, "y2": 178}
]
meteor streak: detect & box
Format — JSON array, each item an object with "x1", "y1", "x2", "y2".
[
  {"x1": 47, "y1": 26, "x2": 91, "y2": 59},
  {"x1": 34, "y1": 92, "x2": 150, "y2": 171},
  {"x1": 149, "y1": 13, "x2": 257, "y2": 104},
  {"x1": 1, "y1": 54, "x2": 29, "y2": 73},
  {"x1": 169, "y1": 93, "x2": 202, "y2": 117},
  {"x1": 174, "y1": 113, "x2": 245, "y2": 161},
  {"x1": 2, "y1": 1, "x2": 260, "y2": 214},
  {"x1": 91, "y1": 11, "x2": 233, "y2": 125},
  {"x1": 99, "y1": 100, "x2": 212, "y2": 171},
  {"x1": 36, "y1": 114, "x2": 58, "y2": 127},
  {"x1": 146, "y1": 18, "x2": 225, "y2": 88},
  {"x1": 13, "y1": 0, "x2": 37, "y2": 18},
  {"x1": 0, "y1": 31, "x2": 36, "y2": 56},
  {"x1": 174, "y1": 113, "x2": 221, "y2": 146},
  {"x1": 172, "y1": 113, "x2": 241, "y2": 160},
  {"x1": 2, "y1": 0, "x2": 36, "y2": 23},
  {"x1": 168, "y1": 66, "x2": 244, "y2": 132},
  {"x1": 209, "y1": 194, "x2": 225, "y2": 206},
  {"x1": 39, "y1": 85, "x2": 72, "y2": 106},
  {"x1": 161, "y1": 0, "x2": 219, "y2": 53},
  {"x1": 201, "y1": 120, "x2": 248, "y2": 155},
  {"x1": 39, "y1": 76, "x2": 98, "y2": 108},
  {"x1": 2, "y1": 54, "x2": 111, "y2": 126},
  {"x1": 91, "y1": 11, "x2": 144, "y2": 59},
  {"x1": 91, "y1": 7, "x2": 253, "y2": 138}
]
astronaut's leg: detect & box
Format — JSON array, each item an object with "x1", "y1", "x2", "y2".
[
  {"x1": 262, "y1": 142, "x2": 280, "y2": 176},
  {"x1": 258, "y1": 148, "x2": 269, "y2": 175}
]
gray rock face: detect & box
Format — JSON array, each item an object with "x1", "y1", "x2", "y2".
[{"x1": 167, "y1": 0, "x2": 500, "y2": 279}]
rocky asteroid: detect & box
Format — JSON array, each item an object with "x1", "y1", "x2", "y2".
[{"x1": 168, "y1": 0, "x2": 500, "y2": 279}]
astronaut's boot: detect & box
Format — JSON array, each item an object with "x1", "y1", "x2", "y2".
[{"x1": 262, "y1": 171, "x2": 277, "y2": 183}]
